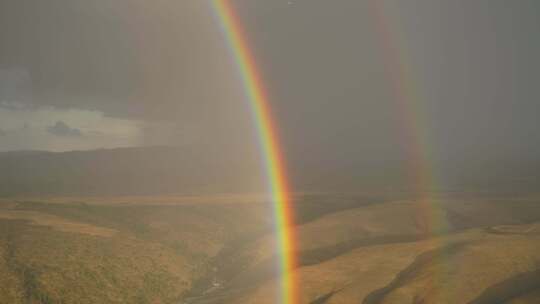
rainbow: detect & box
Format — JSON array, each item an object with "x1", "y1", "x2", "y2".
[
  {"x1": 369, "y1": 0, "x2": 448, "y2": 235},
  {"x1": 371, "y1": 3, "x2": 453, "y2": 301},
  {"x1": 369, "y1": 3, "x2": 454, "y2": 301},
  {"x1": 211, "y1": 1, "x2": 451, "y2": 303},
  {"x1": 211, "y1": 1, "x2": 298, "y2": 304}
]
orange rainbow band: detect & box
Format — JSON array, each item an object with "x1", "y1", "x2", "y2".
[
  {"x1": 211, "y1": 1, "x2": 298, "y2": 304},
  {"x1": 369, "y1": 0, "x2": 447, "y2": 234}
]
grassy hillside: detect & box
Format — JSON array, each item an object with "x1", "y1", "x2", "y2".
[
  {"x1": 0, "y1": 194, "x2": 539, "y2": 303},
  {"x1": 0, "y1": 219, "x2": 193, "y2": 304},
  {"x1": 182, "y1": 195, "x2": 540, "y2": 304},
  {"x1": 0, "y1": 197, "x2": 275, "y2": 303}
]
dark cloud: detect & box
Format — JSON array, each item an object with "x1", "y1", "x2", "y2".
[
  {"x1": 232, "y1": 0, "x2": 540, "y2": 166},
  {"x1": 47, "y1": 121, "x2": 82, "y2": 137},
  {"x1": 0, "y1": 0, "x2": 241, "y2": 117},
  {"x1": 0, "y1": 0, "x2": 256, "y2": 152},
  {"x1": 0, "y1": 69, "x2": 31, "y2": 107},
  {"x1": 0, "y1": 0, "x2": 539, "y2": 190}
]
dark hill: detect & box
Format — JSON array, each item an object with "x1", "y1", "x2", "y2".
[{"x1": 0, "y1": 146, "x2": 264, "y2": 196}]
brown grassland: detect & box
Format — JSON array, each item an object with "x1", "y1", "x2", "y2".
[{"x1": 0, "y1": 193, "x2": 539, "y2": 303}]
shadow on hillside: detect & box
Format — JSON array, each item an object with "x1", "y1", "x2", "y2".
[
  {"x1": 362, "y1": 242, "x2": 468, "y2": 304},
  {"x1": 468, "y1": 269, "x2": 540, "y2": 304}
]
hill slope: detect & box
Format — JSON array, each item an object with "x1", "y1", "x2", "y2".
[{"x1": 0, "y1": 194, "x2": 539, "y2": 303}]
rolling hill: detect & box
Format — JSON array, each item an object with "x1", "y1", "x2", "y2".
[
  {"x1": 0, "y1": 149, "x2": 539, "y2": 303},
  {"x1": 0, "y1": 194, "x2": 539, "y2": 303}
]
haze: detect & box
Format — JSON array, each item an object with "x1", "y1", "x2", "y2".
[
  {"x1": 0, "y1": 0, "x2": 538, "y2": 193},
  {"x1": 1, "y1": 1, "x2": 540, "y2": 304}
]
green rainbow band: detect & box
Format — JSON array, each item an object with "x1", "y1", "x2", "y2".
[
  {"x1": 370, "y1": 0, "x2": 447, "y2": 234},
  {"x1": 371, "y1": 1, "x2": 452, "y2": 299},
  {"x1": 211, "y1": 1, "x2": 298, "y2": 303}
]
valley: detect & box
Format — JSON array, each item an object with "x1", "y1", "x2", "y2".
[{"x1": 0, "y1": 193, "x2": 538, "y2": 303}]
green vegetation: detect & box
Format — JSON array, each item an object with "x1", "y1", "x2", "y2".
[{"x1": 0, "y1": 219, "x2": 192, "y2": 304}]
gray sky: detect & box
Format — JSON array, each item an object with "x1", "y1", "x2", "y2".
[{"x1": 1, "y1": 0, "x2": 539, "y2": 182}]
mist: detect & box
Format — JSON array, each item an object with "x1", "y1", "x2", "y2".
[{"x1": 1, "y1": 0, "x2": 539, "y2": 193}]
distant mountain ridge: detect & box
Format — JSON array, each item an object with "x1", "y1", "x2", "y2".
[
  {"x1": 0, "y1": 146, "x2": 538, "y2": 197},
  {"x1": 0, "y1": 146, "x2": 264, "y2": 196}
]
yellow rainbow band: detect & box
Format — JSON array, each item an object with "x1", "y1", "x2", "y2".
[{"x1": 211, "y1": 1, "x2": 298, "y2": 303}]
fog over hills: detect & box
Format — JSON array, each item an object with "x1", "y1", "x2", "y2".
[
  {"x1": 1, "y1": 146, "x2": 538, "y2": 197},
  {"x1": 0, "y1": 146, "x2": 264, "y2": 196}
]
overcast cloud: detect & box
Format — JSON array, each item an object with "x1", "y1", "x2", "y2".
[{"x1": 1, "y1": 0, "x2": 539, "y2": 183}]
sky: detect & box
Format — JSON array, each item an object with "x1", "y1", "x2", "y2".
[{"x1": 1, "y1": 0, "x2": 539, "y2": 175}]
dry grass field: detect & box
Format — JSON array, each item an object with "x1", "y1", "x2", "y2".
[
  {"x1": 0, "y1": 193, "x2": 539, "y2": 303},
  {"x1": 178, "y1": 195, "x2": 540, "y2": 304}
]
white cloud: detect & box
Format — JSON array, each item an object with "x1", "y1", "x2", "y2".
[
  {"x1": 47, "y1": 121, "x2": 83, "y2": 137},
  {"x1": 0, "y1": 106, "x2": 147, "y2": 151}
]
